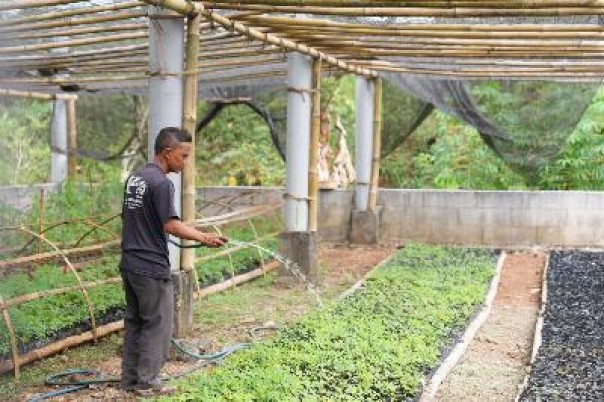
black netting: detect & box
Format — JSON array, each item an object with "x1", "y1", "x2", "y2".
[{"x1": 382, "y1": 72, "x2": 600, "y2": 176}]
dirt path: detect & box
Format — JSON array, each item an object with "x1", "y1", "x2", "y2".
[{"x1": 435, "y1": 251, "x2": 545, "y2": 402}]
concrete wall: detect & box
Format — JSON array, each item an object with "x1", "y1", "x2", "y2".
[{"x1": 197, "y1": 187, "x2": 604, "y2": 247}]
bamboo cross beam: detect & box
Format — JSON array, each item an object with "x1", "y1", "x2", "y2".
[
  {"x1": 0, "y1": 89, "x2": 77, "y2": 100},
  {"x1": 0, "y1": 1, "x2": 144, "y2": 28},
  {"x1": 0, "y1": 0, "x2": 88, "y2": 11},
  {"x1": 0, "y1": 11, "x2": 148, "y2": 34},
  {"x1": 143, "y1": 0, "x2": 378, "y2": 77},
  {"x1": 0, "y1": 23, "x2": 148, "y2": 42},
  {"x1": 0, "y1": 32, "x2": 148, "y2": 54},
  {"x1": 206, "y1": 0, "x2": 604, "y2": 7},
  {"x1": 204, "y1": 3, "x2": 604, "y2": 17}
]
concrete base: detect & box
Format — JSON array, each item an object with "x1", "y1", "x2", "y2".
[
  {"x1": 278, "y1": 231, "x2": 318, "y2": 283},
  {"x1": 171, "y1": 269, "x2": 196, "y2": 338},
  {"x1": 349, "y1": 207, "x2": 383, "y2": 244}
]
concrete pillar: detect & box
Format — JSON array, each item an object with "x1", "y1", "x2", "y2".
[
  {"x1": 354, "y1": 77, "x2": 374, "y2": 212},
  {"x1": 280, "y1": 53, "x2": 317, "y2": 281},
  {"x1": 148, "y1": 6, "x2": 184, "y2": 273},
  {"x1": 284, "y1": 52, "x2": 312, "y2": 232},
  {"x1": 148, "y1": 6, "x2": 190, "y2": 336},
  {"x1": 350, "y1": 77, "x2": 381, "y2": 244},
  {"x1": 50, "y1": 99, "x2": 68, "y2": 184}
]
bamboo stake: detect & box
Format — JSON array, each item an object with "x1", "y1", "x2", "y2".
[
  {"x1": 0, "y1": 293, "x2": 20, "y2": 379},
  {"x1": 368, "y1": 77, "x2": 382, "y2": 212},
  {"x1": 38, "y1": 189, "x2": 45, "y2": 255},
  {"x1": 308, "y1": 58, "x2": 321, "y2": 232},
  {"x1": 67, "y1": 98, "x2": 77, "y2": 179},
  {"x1": 181, "y1": 12, "x2": 201, "y2": 272}
]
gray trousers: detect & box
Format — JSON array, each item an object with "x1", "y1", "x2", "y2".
[{"x1": 120, "y1": 271, "x2": 174, "y2": 389}]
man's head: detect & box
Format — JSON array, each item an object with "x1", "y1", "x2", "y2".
[{"x1": 154, "y1": 127, "x2": 192, "y2": 173}]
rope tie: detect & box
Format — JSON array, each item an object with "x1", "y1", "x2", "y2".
[{"x1": 283, "y1": 193, "x2": 310, "y2": 201}]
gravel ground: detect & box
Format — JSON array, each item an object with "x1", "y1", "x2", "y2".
[{"x1": 520, "y1": 251, "x2": 604, "y2": 401}]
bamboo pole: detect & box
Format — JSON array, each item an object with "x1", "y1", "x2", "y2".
[
  {"x1": 0, "y1": 278, "x2": 122, "y2": 312},
  {"x1": 0, "y1": 0, "x2": 88, "y2": 11},
  {"x1": 67, "y1": 98, "x2": 77, "y2": 179},
  {"x1": 0, "y1": 12, "x2": 147, "y2": 34},
  {"x1": 0, "y1": 32, "x2": 147, "y2": 54},
  {"x1": 0, "y1": 23, "x2": 147, "y2": 42},
  {"x1": 0, "y1": 1, "x2": 144, "y2": 28},
  {"x1": 207, "y1": 0, "x2": 604, "y2": 7},
  {"x1": 203, "y1": 3, "x2": 604, "y2": 17},
  {"x1": 0, "y1": 294, "x2": 20, "y2": 379},
  {"x1": 0, "y1": 89, "x2": 76, "y2": 100},
  {"x1": 308, "y1": 58, "x2": 321, "y2": 232},
  {"x1": 368, "y1": 77, "x2": 382, "y2": 212},
  {"x1": 181, "y1": 13, "x2": 201, "y2": 272},
  {"x1": 194, "y1": 260, "x2": 280, "y2": 299}
]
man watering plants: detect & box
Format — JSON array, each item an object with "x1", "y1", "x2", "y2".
[{"x1": 119, "y1": 127, "x2": 228, "y2": 396}]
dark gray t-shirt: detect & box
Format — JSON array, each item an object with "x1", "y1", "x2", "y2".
[{"x1": 119, "y1": 163, "x2": 178, "y2": 279}]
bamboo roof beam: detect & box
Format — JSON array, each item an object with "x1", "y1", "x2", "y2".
[
  {"x1": 0, "y1": 23, "x2": 148, "y2": 42},
  {"x1": 143, "y1": 0, "x2": 377, "y2": 77},
  {"x1": 0, "y1": 0, "x2": 88, "y2": 11},
  {"x1": 236, "y1": 15, "x2": 604, "y2": 32},
  {"x1": 295, "y1": 37, "x2": 604, "y2": 49},
  {"x1": 0, "y1": 32, "x2": 147, "y2": 55},
  {"x1": 268, "y1": 27, "x2": 604, "y2": 40},
  {"x1": 0, "y1": 12, "x2": 147, "y2": 34},
  {"x1": 0, "y1": 1, "x2": 144, "y2": 28},
  {"x1": 206, "y1": 0, "x2": 604, "y2": 8},
  {"x1": 204, "y1": 3, "x2": 604, "y2": 17}
]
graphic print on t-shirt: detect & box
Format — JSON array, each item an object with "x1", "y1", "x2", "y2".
[{"x1": 124, "y1": 175, "x2": 147, "y2": 210}]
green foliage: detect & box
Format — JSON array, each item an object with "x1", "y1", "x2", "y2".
[
  {"x1": 197, "y1": 103, "x2": 285, "y2": 186},
  {"x1": 537, "y1": 87, "x2": 604, "y2": 190},
  {"x1": 0, "y1": 212, "x2": 281, "y2": 358},
  {"x1": 168, "y1": 244, "x2": 495, "y2": 401},
  {"x1": 382, "y1": 110, "x2": 524, "y2": 189},
  {"x1": 0, "y1": 98, "x2": 52, "y2": 185}
]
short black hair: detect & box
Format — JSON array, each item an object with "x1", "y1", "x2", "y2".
[{"x1": 154, "y1": 127, "x2": 192, "y2": 155}]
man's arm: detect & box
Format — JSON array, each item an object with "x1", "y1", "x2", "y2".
[{"x1": 164, "y1": 219, "x2": 228, "y2": 248}]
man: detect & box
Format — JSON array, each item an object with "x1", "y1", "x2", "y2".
[{"x1": 119, "y1": 127, "x2": 228, "y2": 396}]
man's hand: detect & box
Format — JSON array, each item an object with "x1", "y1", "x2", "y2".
[{"x1": 199, "y1": 233, "x2": 228, "y2": 248}]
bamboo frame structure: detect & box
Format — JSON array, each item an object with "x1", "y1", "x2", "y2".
[
  {"x1": 308, "y1": 58, "x2": 321, "y2": 232},
  {"x1": 67, "y1": 98, "x2": 77, "y2": 179},
  {"x1": 181, "y1": 12, "x2": 201, "y2": 272},
  {"x1": 368, "y1": 77, "x2": 382, "y2": 212}
]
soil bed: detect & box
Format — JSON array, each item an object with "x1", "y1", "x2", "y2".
[{"x1": 520, "y1": 250, "x2": 604, "y2": 401}]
